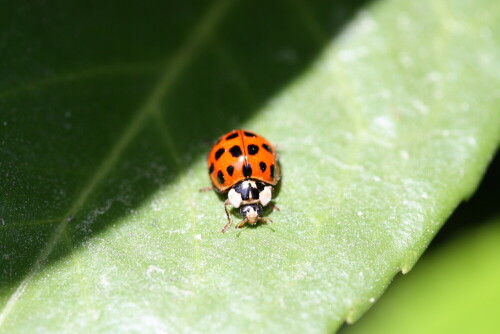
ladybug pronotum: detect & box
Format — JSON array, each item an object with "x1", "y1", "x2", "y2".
[{"x1": 207, "y1": 129, "x2": 280, "y2": 232}]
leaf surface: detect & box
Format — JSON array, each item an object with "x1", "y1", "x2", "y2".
[{"x1": 1, "y1": 0, "x2": 499, "y2": 333}]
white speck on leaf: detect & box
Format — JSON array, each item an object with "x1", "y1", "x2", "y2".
[
  {"x1": 151, "y1": 198, "x2": 163, "y2": 211},
  {"x1": 146, "y1": 265, "x2": 165, "y2": 278},
  {"x1": 338, "y1": 47, "x2": 368, "y2": 62},
  {"x1": 467, "y1": 137, "x2": 477, "y2": 146},
  {"x1": 336, "y1": 10, "x2": 377, "y2": 44},
  {"x1": 411, "y1": 99, "x2": 429, "y2": 114},
  {"x1": 355, "y1": 11, "x2": 377, "y2": 33},
  {"x1": 99, "y1": 274, "x2": 110, "y2": 289},
  {"x1": 372, "y1": 116, "x2": 395, "y2": 138}
]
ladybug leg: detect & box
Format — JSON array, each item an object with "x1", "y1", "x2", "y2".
[
  {"x1": 235, "y1": 218, "x2": 249, "y2": 229},
  {"x1": 268, "y1": 203, "x2": 280, "y2": 211},
  {"x1": 199, "y1": 186, "x2": 215, "y2": 192},
  {"x1": 221, "y1": 199, "x2": 233, "y2": 233}
]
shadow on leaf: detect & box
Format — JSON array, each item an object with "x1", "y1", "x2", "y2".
[{"x1": 0, "y1": 0, "x2": 371, "y2": 298}]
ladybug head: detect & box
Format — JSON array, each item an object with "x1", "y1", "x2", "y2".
[{"x1": 239, "y1": 204, "x2": 263, "y2": 225}]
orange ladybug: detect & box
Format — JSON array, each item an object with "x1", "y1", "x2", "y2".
[{"x1": 207, "y1": 130, "x2": 280, "y2": 232}]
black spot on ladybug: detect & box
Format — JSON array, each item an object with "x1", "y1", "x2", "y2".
[
  {"x1": 209, "y1": 163, "x2": 214, "y2": 174},
  {"x1": 259, "y1": 161, "x2": 267, "y2": 172},
  {"x1": 262, "y1": 143, "x2": 273, "y2": 154},
  {"x1": 226, "y1": 165, "x2": 234, "y2": 176},
  {"x1": 215, "y1": 148, "x2": 225, "y2": 160},
  {"x1": 244, "y1": 131, "x2": 256, "y2": 137},
  {"x1": 217, "y1": 170, "x2": 225, "y2": 184},
  {"x1": 270, "y1": 164, "x2": 275, "y2": 178},
  {"x1": 256, "y1": 181, "x2": 265, "y2": 191},
  {"x1": 225, "y1": 132, "x2": 238, "y2": 140},
  {"x1": 243, "y1": 163, "x2": 252, "y2": 178},
  {"x1": 229, "y1": 145, "x2": 242, "y2": 157},
  {"x1": 248, "y1": 144, "x2": 259, "y2": 155}
]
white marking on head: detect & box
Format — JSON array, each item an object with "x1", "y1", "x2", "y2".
[
  {"x1": 242, "y1": 206, "x2": 259, "y2": 224},
  {"x1": 241, "y1": 181, "x2": 250, "y2": 189},
  {"x1": 228, "y1": 189, "x2": 242, "y2": 208},
  {"x1": 259, "y1": 186, "x2": 272, "y2": 206}
]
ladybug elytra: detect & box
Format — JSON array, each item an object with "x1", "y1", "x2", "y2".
[{"x1": 207, "y1": 130, "x2": 280, "y2": 232}]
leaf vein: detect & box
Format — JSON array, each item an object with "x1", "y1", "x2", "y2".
[
  {"x1": 0, "y1": 62, "x2": 161, "y2": 99},
  {"x1": 0, "y1": 0, "x2": 234, "y2": 326}
]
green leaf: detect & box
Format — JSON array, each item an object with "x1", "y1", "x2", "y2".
[
  {"x1": 339, "y1": 217, "x2": 500, "y2": 334},
  {"x1": 1, "y1": 0, "x2": 499, "y2": 333}
]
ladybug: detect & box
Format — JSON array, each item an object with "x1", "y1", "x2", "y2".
[{"x1": 207, "y1": 129, "x2": 280, "y2": 232}]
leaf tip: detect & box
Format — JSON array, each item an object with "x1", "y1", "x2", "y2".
[
  {"x1": 401, "y1": 259, "x2": 418, "y2": 274},
  {"x1": 345, "y1": 309, "x2": 356, "y2": 324}
]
